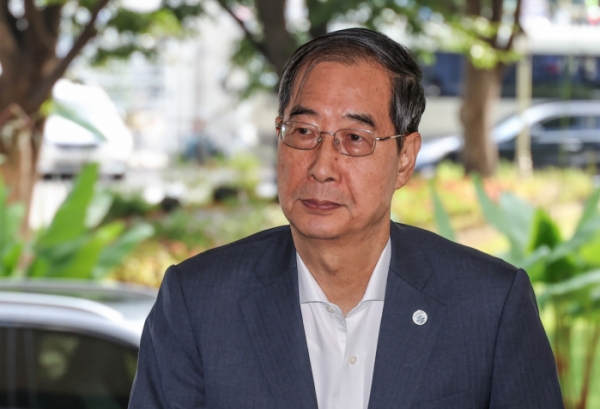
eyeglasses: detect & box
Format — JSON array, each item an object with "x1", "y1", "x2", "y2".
[{"x1": 276, "y1": 120, "x2": 405, "y2": 157}]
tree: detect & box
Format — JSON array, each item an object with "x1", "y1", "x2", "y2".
[
  {"x1": 0, "y1": 0, "x2": 203, "y2": 208},
  {"x1": 214, "y1": 0, "x2": 521, "y2": 177},
  {"x1": 0, "y1": 0, "x2": 522, "y2": 215},
  {"x1": 216, "y1": 0, "x2": 428, "y2": 89},
  {"x1": 458, "y1": 0, "x2": 521, "y2": 177}
]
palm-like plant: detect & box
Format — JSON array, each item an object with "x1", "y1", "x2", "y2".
[
  {"x1": 1, "y1": 164, "x2": 153, "y2": 280},
  {"x1": 432, "y1": 175, "x2": 600, "y2": 408}
]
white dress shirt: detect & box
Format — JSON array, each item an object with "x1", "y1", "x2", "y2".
[{"x1": 297, "y1": 239, "x2": 391, "y2": 409}]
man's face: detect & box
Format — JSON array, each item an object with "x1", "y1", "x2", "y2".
[{"x1": 276, "y1": 60, "x2": 421, "y2": 242}]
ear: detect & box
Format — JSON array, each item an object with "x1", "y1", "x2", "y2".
[
  {"x1": 275, "y1": 117, "x2": 282, "y2": 133},
  {"x1": 395, "y1": 132, "x2": 421, "y2": 190}
]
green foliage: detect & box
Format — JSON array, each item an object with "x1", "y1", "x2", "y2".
[
  {"x1": 230, "y1": 0, "x2": 432, "y2": 94},
  {"x1": 94, "y1": 223, "x2": 155, "y2": 278},
  {"x1": 467, "y1": 173, "x2": 600, "y2": 287},
  {"x1": 391, "y1": 162, "x2": 594, "y2": 232},
  {"x1": 150, "y1": 198, "x2": 284, "y2": 251},
  {"x1": 226, "y1": 0, "x2": 524, "y2": 96},
  {"x1": 93, "y1": 45, "x2": 158, "y2": 65},
  {"x1": 431, "y1": 174, "x2": 600, "y2": 408},
  {"x1": 0, "y1": 178, "x2": 25, "y2": 277},
  {"x1": 107, "y1": 9, "x2": 161, "y2": 33},
  {"x1": 40, "y1": 0, "x2": 70, "y2": 5},
  {"x1": 226, "y1": 152, "x2": 261, "y2": 192},
  {"x1": 27, "y1": 164, "x2": 154, "y2": 280},
  {"x1": 429, "y1": 179, "x2": 455, "y2": 241},
  {"x1": 0, "y1": 164, "x2": 153, "y2": 281},
  {"x1": 103, "y1": 190, "x2": 158, "y2": 222},
  {"x1": 230, "y1": 38, "x2": 279, "y2": 98},
  {"x1": 472, "y1": 173, "x2": 535, "y2": 264},
  {"x1": 78, "y1": 1, "x2": 206, "y2": 65},
  {"x1": 35, "y1": 165, "x2": 98, "y2": 248},
  {"x1": 151, "y1": 208, "x2": 213, "y2": 249},
  {"x1": 164, "y1": 3, "x2": 205, "y2": 24},
  {"x1": 443, "y1": 17, "x2": 521, "y2": 69}
]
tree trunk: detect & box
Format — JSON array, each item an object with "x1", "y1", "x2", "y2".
[
  {"x1": 254, "y1": 0, "x2": 296, "y2": 76},
  {"x1": 458, "y1": 0, "x2": 521, "y2": 177},
  {"x1": 0, "y1": 105, "x2": 42, "y2": 230},
  {"x1": 0, "y1": 0, "x2": 106, "y2": 229},
  {"x1": 459, "y1": 60, "x2": 504, "y2": 177}
]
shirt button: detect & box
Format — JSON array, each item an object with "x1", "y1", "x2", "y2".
[
  {"x1": 349, "y1": 355, "x2": 357, "y2": 365},
  {"x1": 326, "y1": 306, "x2": 335, "y2": 313}
]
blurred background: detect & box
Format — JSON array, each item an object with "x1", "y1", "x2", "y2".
[{"x1": 1, "y1": 0, "x2": 600, "y2": 408}]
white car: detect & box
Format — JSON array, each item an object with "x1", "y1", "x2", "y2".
[
  {"x1": 0, "y1": 279, "x2": 156, "y2": 409},
  {"x1": 416, "y1": 100, "x2": 600, "y2": 171},
  {"x1": 37, "y1": 80, "x2": 134, "y2": 179}
]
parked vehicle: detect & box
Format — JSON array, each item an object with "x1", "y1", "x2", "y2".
[
  {"x1": 416, "y1": 100, "x2": 600, "y2": 171},
  {"x1": 0, "y1": 279, "x2": 157, "y2": 409},
  {"x1": 37, "y1": 80, "x2": 134, "y2": 180}
]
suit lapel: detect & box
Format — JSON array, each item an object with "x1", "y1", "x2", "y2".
[
  {"x1": 368, "y1": 223, "x2": 446, "y2": 409},
  {"x1": 239, "y1": 228, "x2": 318, "y2": 409}
]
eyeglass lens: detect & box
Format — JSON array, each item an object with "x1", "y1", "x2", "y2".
[{"x1": 281, "y1": 121, "x2": 375, "y2": 157}]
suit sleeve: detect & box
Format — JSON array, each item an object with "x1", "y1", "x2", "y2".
[
  {"x1": 489, "y1": 269, "x2": 564, "y2": 409},
  {"x1": 128, "y1": 265, "x2": 206, "y2": 409}
]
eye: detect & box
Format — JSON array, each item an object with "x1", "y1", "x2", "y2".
[
  {"x1": 342, "y1": 131, "x2": 368, "y2": 144},
  {"x1": 348, "y1": 133, "x2": 365, "y2": 143},
  {"x1": 291, "y1": 125, "x2": 315, "y2": 138},
  {"x1": 338, "y1": 130, "x2": 375, "y2": 156}
]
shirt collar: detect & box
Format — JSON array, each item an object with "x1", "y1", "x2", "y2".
[{"x1": 297, "y1": 238, "x2": 391, "y2": 304}]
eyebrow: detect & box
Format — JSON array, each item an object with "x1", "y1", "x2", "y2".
[
  {"x1": 344, "y1": 112, "x2": 376, "y2": 129},
  {"x1": 288, "y1": 105, "x2": 377, "y2": 129},
  {"x1": 289, "y1": 105, "x2": 318, "y2": 119}
]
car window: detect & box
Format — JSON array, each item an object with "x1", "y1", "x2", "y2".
[
  {"x1": 1, "y1": 327, "x2": 28, "y2": 409},
  {"x1": 540, "y1": 116, "x2": 578, "y2": 130},
  {"x1": 0, "y1": 328, "x2": 8, "y2": 408},
  {"x1": 580, "y1": 116, "x2": 600, "y2": 130},
  {"x1": 9, "y1": 328, "x2": 137, "y2": 409},
  {"x1": 541, "y1": 115, "x2": 600, "y2": 130}
]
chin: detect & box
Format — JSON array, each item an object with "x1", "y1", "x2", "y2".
[{"x1": 289, "y1": 218, "x2": 347, "y2": 241}]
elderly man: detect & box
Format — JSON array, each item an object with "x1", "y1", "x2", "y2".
[{"x1": 129, "y1": 28, "x2": 563, "y2": 409}]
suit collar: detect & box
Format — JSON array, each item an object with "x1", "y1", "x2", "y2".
[
  {"x1": 244, "y1": 223, "x2": 446, "y2": 409},
  {"x1": 241, "y1": 226, "x2": 318, "y2": 409},
  {"x1": 251, "y1": 223, "x2": 435, "y2": 290},
  {"x1": 297, "y1": 238, "x2": 392, "y2": 304},
  {"x1": 388, "y1": 222, "x2": 437, "y2": 291},
  {"x1": 252, "y1": 225, "x2": 297, "y2": 285},
  {"x1": 368, "y1": 222, "x2": 447, "y2": 409}
]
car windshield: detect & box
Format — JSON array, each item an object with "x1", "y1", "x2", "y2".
[{"x1": 1, "y1": 327, "x2": 138, "y2": 409}]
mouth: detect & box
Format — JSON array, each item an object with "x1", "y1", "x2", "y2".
[{"x1": 300, "y1": 199, "x2": 342, "y2": 211}]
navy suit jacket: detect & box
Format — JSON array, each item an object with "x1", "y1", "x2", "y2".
[{"x1": 129, "y1": 222, "x2": 564, "y2": 409}]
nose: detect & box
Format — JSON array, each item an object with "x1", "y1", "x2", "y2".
[{"x1": 308, "y1": 132, "x2": 340, "y2": 183}]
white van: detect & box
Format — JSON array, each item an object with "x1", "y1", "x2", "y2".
[{"x1": 37, "y1": 80, "x2": 134, "y2": 179}]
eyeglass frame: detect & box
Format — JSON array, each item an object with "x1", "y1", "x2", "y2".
[{"x1": 275, "y1": 120, "x2": 407, "y2": 157}]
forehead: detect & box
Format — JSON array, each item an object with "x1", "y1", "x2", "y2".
[{"x1": 287, "y1": 60, "x2": 392, "y2": 117}]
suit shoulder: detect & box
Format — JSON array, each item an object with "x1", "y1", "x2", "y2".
[
  {"x1": 176, "y1": 225, "x2": 290, "y2": 273},
  {"x1": 394, "y1": 222, "x2": 517, "y2": 273},
  {"x1": 392, "y1": 222, "x2": 520, "y2": 305}
]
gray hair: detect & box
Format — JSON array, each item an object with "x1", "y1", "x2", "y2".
[{"x1": 278, "y1": 28, "x2": 426, "y2": 150}]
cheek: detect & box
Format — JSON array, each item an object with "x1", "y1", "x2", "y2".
[
  {"x1": 277, "y1": 153, "x2": 293, "y2": 186},
  {"x1": 277, "y1": 151, "x2": 302, "y2": 201},
  {"x1": 351, "y1": 160, "x2": 398, "y2": 206}
]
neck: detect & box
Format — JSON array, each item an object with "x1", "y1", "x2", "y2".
[{"x1": 292, "y1": 221, "x2": 390, "y2": 315}]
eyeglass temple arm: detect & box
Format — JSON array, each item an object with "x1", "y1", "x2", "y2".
[{"x1": 376, "y1": 134, "x2": 406, "y2": 141}]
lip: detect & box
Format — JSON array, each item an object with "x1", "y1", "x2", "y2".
[{"x1": 301, "y1": 199, "x2": 342, "y2": 211}]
